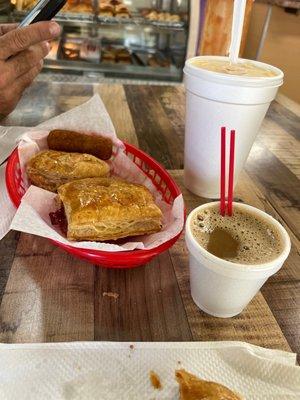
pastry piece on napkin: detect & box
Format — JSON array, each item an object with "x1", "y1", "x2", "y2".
[
  {"x1": 26, "y1": 150, "x2": 109, "y2": 192},
  {"x1": 57, "y1": 177, "x2": 163, "y2": 241},
  {"x1": 47, "y1": 129, "x2": 113, "y2": 160},
  {"x1": 175, "y1": 369, "x2": 243, "y2": 400}
]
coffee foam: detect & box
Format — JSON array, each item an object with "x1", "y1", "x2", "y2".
[{"x1": 191, "y1": 203, "x2": 284, "y2": 265}]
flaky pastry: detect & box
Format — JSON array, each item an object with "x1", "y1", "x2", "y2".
[
  {"x1": 57, "y1": 177, "x2": 162, "y2": 241},
  {"x1": 26, "y1": 150, "x2": 109, "y2": 192},
  {"x1": 175, "y1": 370, "x2": 243, "y2": 400}
]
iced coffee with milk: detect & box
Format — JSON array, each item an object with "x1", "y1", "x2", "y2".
[
  {"x1": 183, "y1": 56, "x2": 283, "y2": 198},
  {"x1": 191, "y1": 59, "x2": 278, "y2": 78}
]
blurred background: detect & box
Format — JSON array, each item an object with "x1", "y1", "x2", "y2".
[{"x1": 0, "y1": 0, "x2": 299, "y2": 102}]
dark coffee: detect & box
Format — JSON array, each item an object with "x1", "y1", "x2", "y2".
[{"x1": 191, "y1": 203, "x2": 284, "y2": 264}]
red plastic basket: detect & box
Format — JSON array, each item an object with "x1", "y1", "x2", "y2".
[{"x1": 6, "y1": 143, "x2": 184, "y2": 268}]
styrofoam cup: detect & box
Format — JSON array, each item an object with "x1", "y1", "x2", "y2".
[
  {"x1": 185, "y1": 202, "x2": 291, "y2": 318},
  {"x1": 183, "y1": 56, "x2": 284, "y2": 198}
]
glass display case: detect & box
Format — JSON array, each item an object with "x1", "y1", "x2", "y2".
[{"x1": 8, "y1": 0, "x2": 189, "y2": 82}]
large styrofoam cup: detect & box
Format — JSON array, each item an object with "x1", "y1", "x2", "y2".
[
  {"x1": 183, "y1": 56, "x2": 284, "y2": 198},
  {"x1": 185, "y1": 202, "x2": 291, "y2": 318}
]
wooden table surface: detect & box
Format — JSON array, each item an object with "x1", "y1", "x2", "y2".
[{"x1": 0, "y1": 82, "x2": 299, "y2": 362}]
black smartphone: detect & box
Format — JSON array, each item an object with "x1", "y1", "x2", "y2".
[{"x1": 19, "y1": 0, "x2": 67, "y2": 27}]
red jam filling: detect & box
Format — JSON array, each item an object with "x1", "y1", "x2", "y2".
[{"x1": 49, "y1": 207, "x2": 68, "y2": 236}]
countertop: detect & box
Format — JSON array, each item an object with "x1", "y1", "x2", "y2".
[{"x1": 0, "y1": 81, "x2": 299, "y2": 362}]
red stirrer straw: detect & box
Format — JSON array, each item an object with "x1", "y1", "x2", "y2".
[
  {"x1": 220, "y1": 127, "x2": 226, "y2": 216},
  {"x1": 220, "y1": 127, "x2": 236, "y2": 216},
  {"x1": 227, "y1": 129, "x2": 236, "y2": 216}
]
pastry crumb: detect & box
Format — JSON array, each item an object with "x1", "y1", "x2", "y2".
[
  {"x1": 175, "y1": 369, "x2": 243, "y2": 399},
  {"x1": 149, "y1": 370, "x2": 162, "y2": 390},
  {"x1": 102, "y1": 291, "x2": 119, "y2": 299}
]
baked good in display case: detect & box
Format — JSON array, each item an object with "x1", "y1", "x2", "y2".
[
  {"x1": 99, "y1": 2, "x2": 114, "y2": 16},
  {"x1": 148, "y1": 54, "x2": 171, "y2": 68},
  {"x1": 169, "y1": 14, "x2": 180, "y2": 22},
  {"x1": 20, "y1": 0, "x2": 37, "y2": 10},
  {"x1": 145, "y1": 10, "x2": 157, "y2": 20},
  {"x1": 62, "y1": 0, "x2": 93, "y2": 13},
  {"x1": 101, "y1": 47, "x2": 117, "y2": 63},
  {"x1": 101, "y1": 47, "x2": 132, "y2": 65},
  {"x1": 116, "y1": 48, "x2": 131, "y2": 64},
  {"x1": 60, "y1": 38, "x2": 100, "y2": 62},
  {"x1": 46, "y1": 40, "x2": 59, "y2": 61},
  {"x1": 114, "y1": 3, "x2": 130, "y2": 18},
  {"x1": 61, "y1": 40, "x2": 81, "y2": 60},
  {"x1": 98, "y1": 0, "x2": 130, "y2": 18},
  {"x1": 144, "y1": 9, "x2": 181, "y2": 24}
]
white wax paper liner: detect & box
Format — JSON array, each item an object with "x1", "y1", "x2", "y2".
[
  {"x1": 0, "y1": 95, "x2": 118, "y2": 240},
  {"x1": 0, "y1": 163, "x2": 16, "y2": 239},
  {"x1": 8, "y1": 94, "x2": 184, "y2": 251},
  {"x1": 0, "y1": 341, "x2": 299, "y2": 399}
]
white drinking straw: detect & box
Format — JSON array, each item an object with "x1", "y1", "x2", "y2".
[{"x1": 229, "y1": 0, "x2": 247, "y2": 64}]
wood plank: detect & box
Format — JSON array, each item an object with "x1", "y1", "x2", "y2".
[
  {"x1": 259, "y1": 117, "x2": 300, "y2": 178},
  {"x1": 52, "y1": 83, "x2": 94, "y2": 117},
  {"x1": 94, "y1": 84, "x2": 138, "y2": 147},
  {"x1": 2, "y1": 82, "x2": 94, "y2": 127},
  {"x1": 245, "y1": 140, "x2": 300, "y2": 241},
  {"x1": 169, "y1": 170, "x2": 298, "y2": 356},
  {"x1": 2, "y1": 81, "x2": 52, "y2": 126},
  {"x1": 94, "y1": 251, "x2": 192, "y2": 341},
  {"x1": 1, "y1": 82, "x2": 299, "y2": 356},
  {"x1": 150, "y1": 86, "x2": 185, "y2": 145},
  {"x1": 0, "y1": 234, "x2": 94, "y2": 343},
  {"x1": 124, "y1": 85, "x2": 182, "y2": 169},
  {"x1": 262, "y1": 281, "x2": 299, "y2": 355},
  {"x1": 0, "y1": 231, "x2": 20, "y2": 304},
  {"x1": 276, "y1": 93, "x2": 300, "y2": 117},
  {"x1": 266, "y1": 101, "x2": 300, "y2": 141}
]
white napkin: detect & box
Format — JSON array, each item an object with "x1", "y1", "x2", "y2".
[{"x1": 0, "y1": 341, "x2": 299, "y2": 399}]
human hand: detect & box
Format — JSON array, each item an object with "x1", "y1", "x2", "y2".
[
  {"x1": 0, "y1": 23, "x2": 18, "y2": 36},
  {"x1": 0, "y1": 21, "x2": 61, "y2": 118}
]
